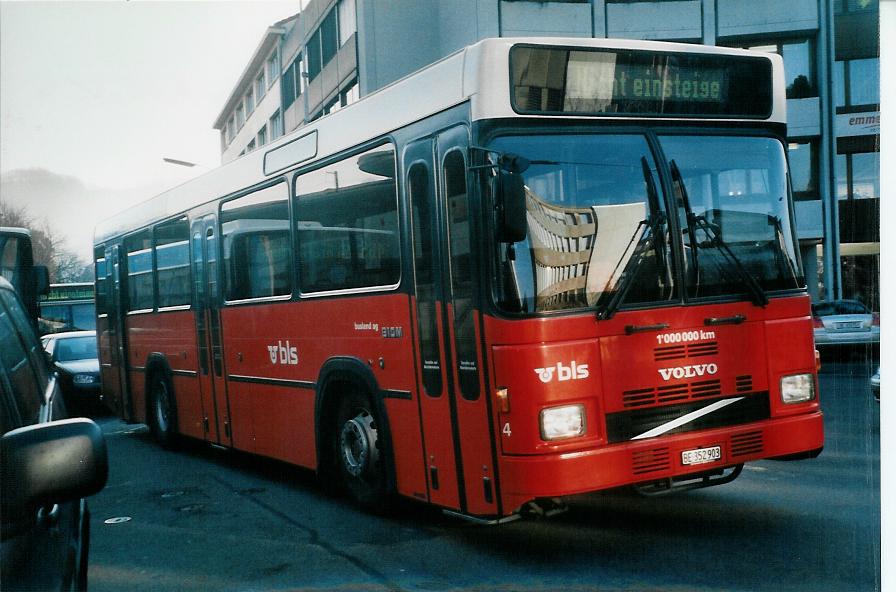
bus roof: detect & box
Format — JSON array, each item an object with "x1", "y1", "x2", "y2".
[{"x1": 95, "y1": 37, "x2": 784, "y2": 245}]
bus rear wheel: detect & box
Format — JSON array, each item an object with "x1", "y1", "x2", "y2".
[
  {"x1": 333, "y1": 392, "x2": 388, "y2": 510},
  {"x1": 149, "y1": 372, "x2": 178, "y2": 449}
]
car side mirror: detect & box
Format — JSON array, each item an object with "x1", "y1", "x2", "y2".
[
  {"x1": 1, "y1": 418, "x2": 108, "y2": 514},
  {"x1": 33, "y1": 265, "x2": 50, "y2": 297},
  {"x1": 496, "y1": 171, "x2": 528, "y2": 243}
]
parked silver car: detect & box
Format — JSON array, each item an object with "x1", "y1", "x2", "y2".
[{"x1": 812, "y1": 299, "x2": 880, "y2": 346}]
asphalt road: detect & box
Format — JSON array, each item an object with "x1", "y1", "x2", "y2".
[{"x1": 87, "y1": 355, "x2": 880, "y2": 592}]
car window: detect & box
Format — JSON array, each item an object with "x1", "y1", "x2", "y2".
[
  {"x1": 0, "y1": 294, "x2": 43, "y2": 426},
  {"x1": 813, "y1": 301, "x2": 869, "y2": 316},
  {"x1": 833, "y1": 301, "x2": 869, "y2": 314},
  {"x1": 55, "y1": 336, "x2": 98, "y2": 362},
  {"x1": 1, "y1": 290, "x2": 49, "y2": 388}
]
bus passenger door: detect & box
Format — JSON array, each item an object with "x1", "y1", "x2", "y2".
[
  {"x1": 406, "y1": 127, "x2": 498, "y2": 516},
  {"x1": 191, "y1": 216, "x2": 230, "y2": 446},
  {"x1": 406, "y1": 137, "x2": 463, "y2": 511},
  {"x1": 104, "y1": 244, "x2": 132, "y2": 421},
  {"x1": 435, "y1": 126, "x2": 497, "y2": 517}
]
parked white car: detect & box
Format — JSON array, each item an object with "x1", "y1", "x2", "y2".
[{"x1": 812, "y1": 299, "x2": 880, "y2": 346}]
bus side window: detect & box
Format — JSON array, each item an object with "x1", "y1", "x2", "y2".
[
  {"x1": 154, "y1": 217, "x2": 191, "y2": 308},
  {"x1": 295, "y1": 143, "x2": 400, "y2": 294},
  {"x1": 94, "y1": 246, "x2": 107, "y2": 315},
  {"x1": 124, "y1": 231, "x2": 154, "y2": 312},
  {"x1": 221, "y1": 183, "x2": 291, "y2": 301}
]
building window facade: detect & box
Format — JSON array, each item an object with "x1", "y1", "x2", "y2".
[
  {"x1": 257, "y1": 125, "x2": 267, "y2": 147},
  {"x1": 236, "y1": 103, "x2": 245, "y2": 129},
  {"x1": 836, "y1": 152, "x2": 880, "y2": 200},
  {"x1": 338, "y1": 0, "x2": 357, "y2": 46},
  {"x1": 834, "y1": 57, "x2": 880, "y2": 110},
  {"x1": 270, "y1": 110, "x2": 283, "y2": 140},
  {"x1": 282, "y1": 53, "x2": 303, "y2": 110},
  {"x1": 266, "y1": 50, "x2": 280, "y2": 88},
  {"x1": 256, "y1": 72, "x2": 266, "y2": 102},
  {"x1": 307, "y1": 8, "x2": 338, "y2": 81},
  {"x1": 340, "y1": 79, "x2": 359, "y2": 108},
  {"x1": 245, "y1": 89, "x2": 255, "y2": 115},
  {"x1": 787, "y1": 140, "x2": 819, "y2": 201},
  {"x1": 834, "y1": 0, "x2": 878, "y2": 14},
  {"x1": 734, "y1": 39, "x2": 817, "y2": 99}
]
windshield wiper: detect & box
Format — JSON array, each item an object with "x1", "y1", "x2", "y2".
[
  {"x1": 669, "y1": 160, "x2": 768, "y2": 307},
  {"x1": 597, "y1": 157, "x2": 669, "y2": 320}
]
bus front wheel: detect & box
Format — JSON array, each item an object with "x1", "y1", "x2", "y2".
[
  {"x1": 333, "y1": 391, "x2": 388, "y2": 510},
  {"x1": 149, "y1": 372, "x2": 178, "y2": 449}
]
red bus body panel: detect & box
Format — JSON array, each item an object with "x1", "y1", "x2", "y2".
[
  {"x1": 485, "y1": 295, "x2": 822, "y2": 514},
  {"x1": 107, "y1": 292, "x2": 822, "y2": 518},
  {"x1": 218, "y1": 294, "x2": 429, "y2": 501}
]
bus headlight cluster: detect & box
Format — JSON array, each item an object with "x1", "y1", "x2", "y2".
[
  {"x1": 780, "y1": 374, "x2": 814, "y2": 404},
  {"x1": 540, "y1": 404, "x2": 585, "y2": 441}
]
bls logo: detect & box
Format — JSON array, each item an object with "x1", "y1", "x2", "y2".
[
  {"x1": 534, "y1": 361, "x2": 589, "y2": 383},
  {"x1": 267, "y1": 340, "x2": 298, "y2": 365}
]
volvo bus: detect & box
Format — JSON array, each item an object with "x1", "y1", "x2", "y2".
[{"x1": 94, "y1": 38, "x2": 823, "y2": 521}]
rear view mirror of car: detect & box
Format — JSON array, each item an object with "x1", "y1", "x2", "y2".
[{"x1": 1, "y1": 418, "x2": 108, "y2": 513}]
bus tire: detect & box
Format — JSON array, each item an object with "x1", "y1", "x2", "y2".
[
  {"x1": 148, "y1": 372, "x2": 178, "y2": 449},
  {"x1": 333, "y1": 391, "x2": 389, "y2": 511}
]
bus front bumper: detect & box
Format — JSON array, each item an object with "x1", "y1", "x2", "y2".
[{"x1": 498, "y1": 411, "x2": 823, "y2": 513}]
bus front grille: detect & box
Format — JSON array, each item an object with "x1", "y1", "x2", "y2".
[{"x1": 606, "y1": 392, "x2": 770, "y2": 443}]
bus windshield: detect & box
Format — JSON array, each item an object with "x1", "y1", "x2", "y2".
[
  {"x1": 490, "y1": 133, "x2": 676, "y2": 314},
  {"x1": 661, "y1": 135, "x2": 804, "y2": 300},
  {"x1": 490, "y1": 133, "x2": 803, "y2": 314}
]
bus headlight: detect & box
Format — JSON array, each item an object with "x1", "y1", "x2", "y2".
[
  {"x1": 540, "y1": 404, "x2": 585, "y2": 441},
  {"x1": 780, "y1": 374, "x2": 814, "y2": 404}
]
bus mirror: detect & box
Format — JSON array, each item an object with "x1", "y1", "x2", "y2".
[
  {"x1": 496, "y1": 171, "x2": 527, "y2": 243},
  {"x1": 34, "y1": 265, "x2": 50, "y2": 296}
]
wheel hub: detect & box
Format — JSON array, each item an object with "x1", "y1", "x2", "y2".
[{"x1": 340, "y1": 411, "x2": 378, "y2": 478}]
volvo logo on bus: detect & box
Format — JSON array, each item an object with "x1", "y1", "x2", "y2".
[
  {"x1": 535, "y1": 362, "x2": 589, "y2": 383},
  {"x1": 658, "y1": 363, "x2": 718, "y2": 381}
]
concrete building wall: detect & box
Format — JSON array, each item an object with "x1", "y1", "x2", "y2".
[
  {"x1": 716, "y1": 0, "x2": 819, "y2": 38},
  {"x1": 500, "y1": 1, "x2": 593, "y2": 37},
  {"x1": 605, "y1": 1, "x2": 702, "y2": 41},
  {"x1": 357, "y1": 0, "x2": 441, "y2": 94}
]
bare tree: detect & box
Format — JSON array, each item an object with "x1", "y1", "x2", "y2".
[{"x1": 0, "y1": 201, "x2": 88, "y2": 283}]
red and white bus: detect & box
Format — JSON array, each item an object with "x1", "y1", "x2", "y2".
[{"x1": 94, "y1": 37, "x2": 823, "y2": 521}]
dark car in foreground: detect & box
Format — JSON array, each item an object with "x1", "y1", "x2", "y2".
[
  {"x1": 812, "y1": 299, "x2": 880, "y2": 347},
  {"x1": 41, "y1": 331, "x2": 101, "y2": 412},
  {"x1": 0, "y1": 277, "x2": 108, "y2": 591}
]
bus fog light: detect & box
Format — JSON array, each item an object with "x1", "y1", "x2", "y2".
[
  {"x1": 540, "y1": 404, "x2": 585, "y2": 441},
  {"x1": 781, "y1": 374, "x2": 814, "y2": 404}
]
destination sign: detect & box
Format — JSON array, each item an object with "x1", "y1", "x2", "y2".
[
  {"x1": 612, "y1": 66, "x2": 726, "y2": 103},
  {"x1": 510, "y1": 45, "x2": 772, "y2": 118}
]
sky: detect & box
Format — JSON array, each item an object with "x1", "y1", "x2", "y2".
[{"x1": 0, "y1": 0, "x2": 299, "y2": 258}]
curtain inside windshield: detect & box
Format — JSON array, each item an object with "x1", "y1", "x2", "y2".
[
  {"x1": 660, "y1": 135, "x2": 804, "y2": 299},
  {"x1": 490, "y1": 134, "x2": 675, "y2": 314}
]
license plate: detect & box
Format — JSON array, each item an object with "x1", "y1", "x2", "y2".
[
  {"x1": 836, "y1": 321, "x2": 861, "y2": 329},
  {"x1": 681, "y1": 446, "x2": 721, "y2": 466}
]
